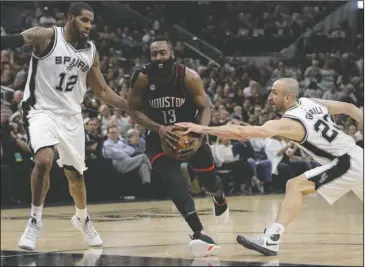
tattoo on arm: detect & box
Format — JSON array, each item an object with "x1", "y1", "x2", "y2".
[
  {"x1": 21, "y1": 27, "x2": 55, "y2": 56},
  {"x1": 21, "y1": 27, "x2": 55, "y2": 45}
]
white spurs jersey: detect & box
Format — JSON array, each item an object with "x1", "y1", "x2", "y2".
[
  {"x1": 283, "y1": 97, "x2": 356, "y2": 165},
  {"x1": 23, "y1": 26, "x2": 96, "y2": 114}
]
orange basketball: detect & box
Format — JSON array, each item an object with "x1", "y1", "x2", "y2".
[{"x1": 161, "y1": 129, "x2": 192, "y2": 158}]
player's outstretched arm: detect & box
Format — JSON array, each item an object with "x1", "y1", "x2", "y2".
[
  {"x1": 176, "y1": 118, "x2": 305, "y2": 142},
  {"x1": 87, "y1": 52, "x2": 128, "y2": 111},
  {"x1": 1, "y1": 27, "x2": 54, "y2": 49},
  {"x1": 312, "y1": 98, "x2": 363, "y2": 124}
]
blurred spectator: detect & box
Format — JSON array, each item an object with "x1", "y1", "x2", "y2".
[
  {"x1": 212, "y1": 137, "x2": 252, "y2": 193},
  {"x1": 232, "y1": 138, "x2": 271, "y2": 194},
  {"x1": 85, "y1": 117, "x2": 103, "y2": 162},
  {"x1": 98, "y1": 104, "x2": 112, "y2": 136},
  {"x1": 347, "y1": 124, "x2": 358, "y2": 141},
  {"x1": 304, "y1": 60, "x2": 321, "y2": 81},
  {"x1": 102, "y1": 125, "x2": 152, "y2": 187},
  {"x1": 39, "y1": 7, "x2": 57, "y2": 27},
  {"x1": 322, "y1": 83, "x2": 341, "y2": 101},
  {"x1": 264, "y1": 136, "x2": 292, "y2": 191},
  {"x1": 126, "y1": 128, "x2": 146, "y2": 155},
  {"x1": 112, "y1": 108, "x2": 132, "y2": 136},
  {"x1": 10, "y1": 90, "x2": 23, "y2": 113},
  {"x1": 304, "y1": 80, "x2": 323, "y2": 98}
]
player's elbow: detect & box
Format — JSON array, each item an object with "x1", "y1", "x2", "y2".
[
  {"x1": 92, "y1": 85, "x2": 106, "y2": 100},
  {"x1": 127, "y1": 107, "x2": 140, "y2": 121}
]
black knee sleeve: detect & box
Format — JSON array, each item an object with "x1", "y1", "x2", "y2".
[{"x1": 196, "y1": 171, "x2": 224, "y2": 197}]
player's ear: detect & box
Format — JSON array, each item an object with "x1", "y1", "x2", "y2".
[
  {"x1": 171, "y1": 51, "x2": 175, "y2": 60},
  {"x1": 67, "y1": 14, "x2": 73, "y2": 22}
]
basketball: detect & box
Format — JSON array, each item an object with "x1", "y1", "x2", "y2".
[{"x1": 161, "y1": 128, "x2": 192, "y2": 157}]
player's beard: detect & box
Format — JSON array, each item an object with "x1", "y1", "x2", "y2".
[
  {"x1": 71, "y1": 21, "x2": 88, "y2": 47},
  {"x1": 150, "y1": 56, "x2": 174, "y2": 83}
]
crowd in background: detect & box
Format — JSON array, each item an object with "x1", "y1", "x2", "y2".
[
  {"x1": 130, "y1": 2, "x2": 343, "y2": 39},
  {"x1": 1, "y1": 2, "x2": 363, "y2": 205}
]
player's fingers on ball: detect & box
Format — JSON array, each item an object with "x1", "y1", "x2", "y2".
[
  {"x1": 183, "y1": 129, "x2": 191, "y2": 135},
  {"x1": 167, "y1": 133, "x2": 181, "y2": 143},
  {"x1": 165, "y1": 139, "x2": 177, "y2": 151},
  {"x1": 175, "y1": 122, "x2": 187, "y2": 127}
]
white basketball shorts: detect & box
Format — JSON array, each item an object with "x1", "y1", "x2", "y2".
[
  {"x1": 25, "y1": 109, "x2": 87, "y2": 174},
  {"x1": 305, "y1": 146, "x2": 363, "y2": 205}
]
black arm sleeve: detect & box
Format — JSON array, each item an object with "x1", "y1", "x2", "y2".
[{"x1": 1, "y1": 34, "x2": 25, "y2": 49}]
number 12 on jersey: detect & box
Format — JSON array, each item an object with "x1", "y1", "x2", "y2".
[
  {"x1": 162, "y1": 109, "x2": 176, "y2": 124},
  {"x1": 56, "y1": 72, "x2": 78, "y2": 92}
]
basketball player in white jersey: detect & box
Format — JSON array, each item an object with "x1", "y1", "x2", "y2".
[
  {"x1": 176, "y1": 78, "x2": 363, "y2": 256},
  {"x1": 1, "y1": 2, "x2": 129, "y2": 251}
]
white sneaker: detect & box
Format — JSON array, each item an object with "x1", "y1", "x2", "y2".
[
  {"x1": 71, "y1": 215, "x2": 103, "y2": 247},
  {"x1": 189, "y1": 232, "x2": 220, "y2": 257},
  {"x1": 18, "y1": 218, "x2": 43, "y2": 251},
  {"x1": 236, "y1": 229, "x2": 280, "y2": 256}
]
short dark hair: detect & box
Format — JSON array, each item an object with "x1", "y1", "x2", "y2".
[
  {"x1": 107, "y1": 125, "x2": 118, "y2": 133},
  {"x1": 151, "y1": 35, "x2": 169, "y2": 43},
  {"x1": 151, "y1": 35, "x2": 173, "y2": 50},
  {"x1": 67, "y1": 2, "x2": 93, "y2": 17}
]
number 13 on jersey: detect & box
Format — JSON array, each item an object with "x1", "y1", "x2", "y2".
[{"x1": 162, "y1": 109, "x2": 176, "y2": 124}]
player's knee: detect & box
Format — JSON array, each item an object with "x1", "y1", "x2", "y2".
[
  {"x1": 285, "y1": 178, "x2": 301, "y2": 192},
  {"x1": 197, "y1": 172, "x2": 223, "y2": 195},
  {"x1": 34, "y1": 148, "x2": 54, "y2": 172}
]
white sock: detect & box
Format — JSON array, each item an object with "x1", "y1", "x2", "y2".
[
  {"x1": 75, "y1": 206, "x2": 88, "y2": 220},
  {"x1": 31, "y1": 204, "x2": 43, "y2": 221},
  {"x1": 268, "y1": 222, "x2": 285, "y2": 235}
]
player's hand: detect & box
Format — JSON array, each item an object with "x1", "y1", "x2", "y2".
[
  {"x1": 175, "y1": 122, "x2": 205, "y2": 135},
  {"x1": 159, "y1": 125, "x2": 182, "y2": 151},
  {"x1": 176, "y1": 136, "x2": 202, "y2": 160}
]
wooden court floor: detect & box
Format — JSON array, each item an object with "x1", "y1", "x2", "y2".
[{"x1": 1, "y1": 193, "x2": 363, "y2": 266}]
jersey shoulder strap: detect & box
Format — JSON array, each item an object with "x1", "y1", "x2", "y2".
[
  {"x1": 129, "y1": 65, "x2": 149, "y2": 88},
  {"x1": 176, "y1": 63, "x2": 188, "y2": 97}
]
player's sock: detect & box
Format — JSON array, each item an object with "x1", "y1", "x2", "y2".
[
  {"x1": 267, "y1": 222, "x2": 285, "y2": 235},
  {"x1": 30, "y1": 204, "x2": 43, "y2": 221},
  {"x1": 185, "y1": 212, "x2": 204, "y2": 233},
  {"x1": 75, "y1": 206, "x2": 88, "y2": 220}
]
